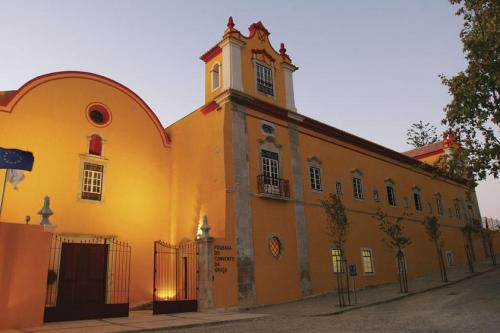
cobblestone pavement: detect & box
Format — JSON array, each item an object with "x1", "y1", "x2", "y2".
[{"x1": 166, "y1": 266, "x2": 500, "y2": 333}]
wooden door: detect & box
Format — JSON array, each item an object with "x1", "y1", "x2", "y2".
[{"x1": 57, "y1": 243, "x2": 107, "y2": 306}]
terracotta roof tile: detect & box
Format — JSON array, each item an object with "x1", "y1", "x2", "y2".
[{"x1": 402, "y1": 141, "x2": 444, "y2": 158}]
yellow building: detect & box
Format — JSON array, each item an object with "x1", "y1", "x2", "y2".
[{"x1": 0, "y1": 17, "x2": 493, "y2": 324}]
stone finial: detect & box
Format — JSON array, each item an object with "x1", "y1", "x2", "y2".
[
  {"x1": 227, "y1": 16, "x2": 235, "y2": 29},
  {"x1": 38, "y1": 195, "x2": 53, "y2": 225},
  {"x1": 279, "y1": 42, "x2": 287, "y2": 55},
  {"x1": 200, "y1": 215, "x2": 211, "y2": 239}
]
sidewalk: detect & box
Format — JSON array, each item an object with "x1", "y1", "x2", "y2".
[
  {"x1": 251, "y1": 259, "x2": 499, "y2": 317},
  {"x1": 1, "y1": 312, "x2": 269, "y2": 333},
  {"x1": 2, "y1": 260, "x2": 497, "y2": 332}
]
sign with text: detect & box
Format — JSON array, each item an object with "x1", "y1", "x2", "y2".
[{"x1": 214, "y1": 244, "x2": 234, "y2": 274}]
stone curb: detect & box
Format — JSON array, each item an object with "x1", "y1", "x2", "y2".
[
  {"x1": 310, "y1": 265, "x2": 500, "y2": 317},
  {"x1": 102, "y1": 315, "x2": 269, "y2": 333}
]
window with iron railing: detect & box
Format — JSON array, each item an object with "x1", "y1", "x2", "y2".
[{"x1": 256, "y1": 63, "x2": 273, "y2": 95}]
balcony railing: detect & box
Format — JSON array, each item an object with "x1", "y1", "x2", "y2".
[{"x1": 257, "y1": 175, "x2": 290, "y2": 199}]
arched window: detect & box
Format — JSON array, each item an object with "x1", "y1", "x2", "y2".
[
  {"x1": 89, "y1": 134, "x2": 103, "y2": 156},
  {"x1": 211, "y1": 62, "x2": 220, "y2": 91}
]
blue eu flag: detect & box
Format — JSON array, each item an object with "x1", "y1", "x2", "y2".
[{"x1": 0, "y1": 148, "x2": 34, "y2": 171}]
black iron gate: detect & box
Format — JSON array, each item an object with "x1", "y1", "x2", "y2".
[
  {"x1": 153, "y1": 241, "x2": 198, "y2": 314},
  {"x1": 44, "y1": 235, "x2": 131, "y2": 322}
]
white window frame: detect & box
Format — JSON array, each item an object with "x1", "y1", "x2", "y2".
[
  {"x1": 255, "y1": 61, "x2": 274, "y2": 96},
  {"x1": 361, "y1": 248, "x2": 375, "y2": 275},
  {"x1": 307, "y1": 156, "x2": 323, "y2": 192},
  {"x1": 211, "y1": 61, "x2": 221, "y2": 91},
  {"x1": 351, "y1": 170, "x2": 364, "y2": 200},
  {"x1": 260, "y1": 149, "x2": 280, "y2": 195},
  {"x1": 81, "y1": 162, "x2": 104, "y2": 201}
]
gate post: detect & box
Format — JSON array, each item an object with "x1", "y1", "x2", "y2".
[{"x1": 197, "y1": 216, "x2": 214, "y2": 311}]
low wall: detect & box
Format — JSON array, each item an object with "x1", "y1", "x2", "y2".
[{"x1": 0, "y1": 222, "x2": 52, "y2": 329}]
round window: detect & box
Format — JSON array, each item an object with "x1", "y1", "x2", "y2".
[
  {"x1": 86, "y1": 104, "x2": 111, "y2": 127},
  {"x1": 269, "y1": 236, "x2": 282, "y2": 258}
]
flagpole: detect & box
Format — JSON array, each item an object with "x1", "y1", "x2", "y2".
[{"x1": 0, "y1": 170, "x2": 7, "y2": 221}]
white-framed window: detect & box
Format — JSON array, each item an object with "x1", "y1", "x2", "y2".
[
  {"x1": 211, "y1": 62, "x2": 220, "y2": 91},
  {"x1": 361, "y1": 248, "x2": 375, "y2": 274},
  {"x1": 436, "y1": 194, "x2": 444, "y2": 216},
  {"x1": 82, "y1": 162, "x2": 104, "y2": 201},
  {"x1": 385, "y1": 179, "x2": 396, "y2": 206},
  {"x1": 413, "y1": 187, "x2": 422, "y2": 212},
  {"x1": 445, "y1": 250, "x2": 454, "y2": 267},
  {"x1": 261, "y1": 149, "x2": 280, "y2": 195},
  {"x1": 454, "y1": 200, "x2": 461, "y2": 220},
  {"x1": 331, "y1": 249, "x2": 344, "y2": 273},
  {"x1": 351, "y1": 170, "x2": 364, "y2": 200},
  {"x1": 256, "y1": 62, "x2": 274, "y2": 96},
  {"x1": 335, "y1": 181, "x2": 343, "y2": 196},
  {"x1": 309, "y1": 166, "x2": 322, "y2": 191}
]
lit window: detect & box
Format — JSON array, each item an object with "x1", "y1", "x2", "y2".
[
  {"x1": 436, "y1": 194, "x2": 444, "y2": 216},
  {"x1": 335, "y1": 181, "x2": 343, "y2": 196},
  {"x1": 309, "y1": 166, "x2": 322, "y2": 191},
  {"x1": 269, "y1": 236, "x2": 282, "y2": 258},
  {"x1": 211, "y1": 62, "x2": 220, "y2": 90},
  {"x1": 361, "y1": 249, "x2": 374, "y2": 274},
  {"x1": 331, "y1": 249, "x2": 344, "y2": 273},
  {"x1": 256, "y1": 63, "x2": 273, "y2": 95},
  {"x1": 82, "y1": 163, "x2": 103, "y2": 201}
]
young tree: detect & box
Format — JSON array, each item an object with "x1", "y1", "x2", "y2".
[
  {"x1": 406, "y1": 121, "x2": 439, "y2": 148},
  {"x1": 461, "y1": 222, "x2": 479, "y2": 272},
  {"x1": 440, "y1": 0, "x2": 499, "y2": 181},
  {"x1": 421, "y1": 216, "x2": 448, "y2": 282},
  {"x1": 373, "y1": 210, "x2": 412, "y2": 293},
  {"x1": 321, "y1": 193, "x2": 350, "y2": 307},
  {"x1": 482, "y1": 220, "x2": 497, "y2": 266}
]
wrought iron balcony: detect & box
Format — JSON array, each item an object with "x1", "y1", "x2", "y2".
[{"x1": 257, "y1": 175, "x2": 290, "y2": 199}]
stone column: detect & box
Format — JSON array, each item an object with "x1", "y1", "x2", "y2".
[{"x1": 197, "y1": 215, "x2": 214, "y2": 311}]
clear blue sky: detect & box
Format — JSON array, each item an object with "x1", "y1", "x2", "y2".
[{"x1": 1, "y1": 0, "x2": 498, "y2": 218}]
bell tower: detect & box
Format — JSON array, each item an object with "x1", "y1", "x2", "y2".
[{"x1": 200, "y1": 17, "x2": 298, "y2": 112}]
